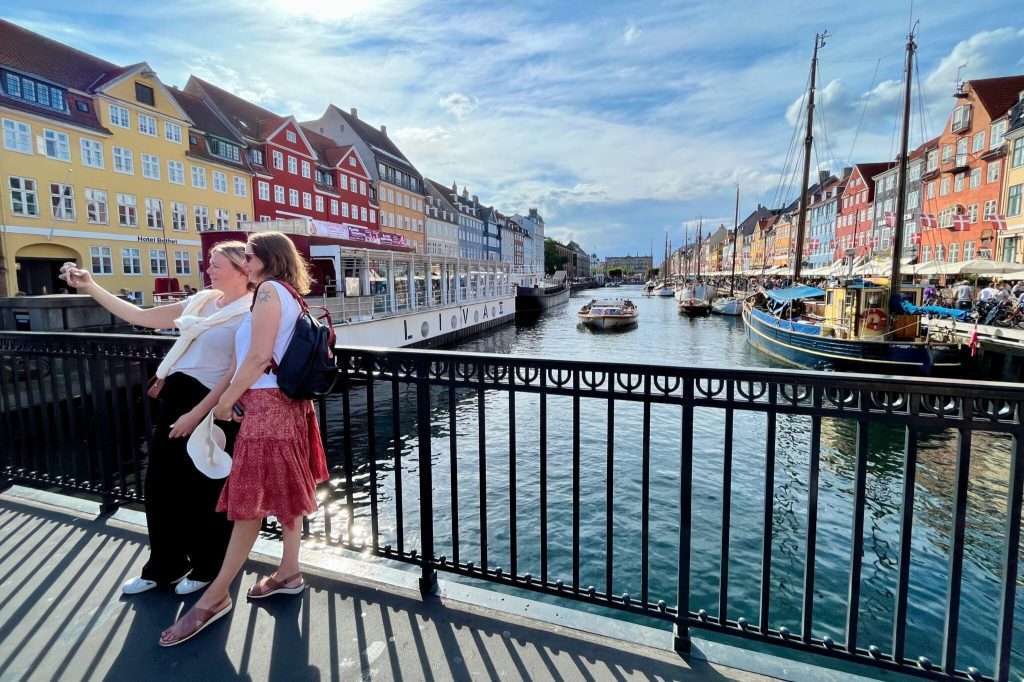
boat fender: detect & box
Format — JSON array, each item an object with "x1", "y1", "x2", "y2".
[{"x1": 860, "y1": 308, "x2": 888, "y2": 331}]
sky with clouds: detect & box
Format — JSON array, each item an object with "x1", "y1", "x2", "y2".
[{"x1": 8, "y1": 1, "x2": 1024, "y2": 257}]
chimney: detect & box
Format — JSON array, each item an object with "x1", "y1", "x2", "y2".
[
  {"x1": 818, "y1": 170, "x2": 829, "y2": 186},
  {"x1": 380, "y1": 124, "x2": 387, "y2": 135},
  {"x1": 472, "y1": 195, "x2": 478, "y2": 205},
  {"x1": 350, "y1": 107, "x2": 358, "y2": 118}
]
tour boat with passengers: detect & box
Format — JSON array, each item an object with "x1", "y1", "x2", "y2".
[{"x1": 578, "y1": 298, "x2": 639, "y2": 330}]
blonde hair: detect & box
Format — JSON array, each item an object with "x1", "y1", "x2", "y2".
[
  {"x1": 209, "y1": 240, "x2": 255, "y2": 290},
  {"x1": 248, "y1": 231, "x2": 313, "y2": 294}
]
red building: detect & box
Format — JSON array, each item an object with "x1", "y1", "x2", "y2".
[
  {"x1": 834, "y1": 162, "x2": 892, "y2": 261},
  {"x1": 184, "y1": 76, "x2": 380, "y2": 231}
]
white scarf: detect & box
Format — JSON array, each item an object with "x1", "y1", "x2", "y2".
[{"x1": 155, "y1": 289, "x2": 253, "y2": 379}]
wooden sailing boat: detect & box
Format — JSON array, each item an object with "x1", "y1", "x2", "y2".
[
  {"x1": 741, "y1": 30, "x2": 962, "y2": 375},
  {"x1": 678, "y1": 220, "x2": 712, "y2": 315},
  {"x1": 712, "y1": 186, "x2": 743, "y2": 315},
  {"x1": 654, "y1": 231, "x2": 675, "y2": 297}
]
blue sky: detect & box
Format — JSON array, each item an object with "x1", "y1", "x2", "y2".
[{"x1": 8, "y1": 1, "x2": 1024, "y2": 257}]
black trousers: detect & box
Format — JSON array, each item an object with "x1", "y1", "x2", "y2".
[{"x1": 140, "y1": 372, "x2": 238, "y2": 584}]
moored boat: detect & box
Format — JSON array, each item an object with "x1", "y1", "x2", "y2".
[
  {"x1": 578, "y1": 298, "x2": 639, "y2": 330},
  {"x1": 711, "y1": 297, "x2": 742, "y2": 315},
  {"x1": 676, "y1": 281, "x2": 712, "y2": 316}
]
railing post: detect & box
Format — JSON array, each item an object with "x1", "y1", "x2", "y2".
[
  {"x1": 416, "y1": 356, "x2": 437, "y2": 594},
  {"x1": 87, "y1": 342, "x2": 118, "y2": 513},
  {"x1": 674, "y1": 375, "x2": 694, "y2": 654}
]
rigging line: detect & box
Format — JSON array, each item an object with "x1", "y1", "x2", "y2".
[
  {"x1": 847, "y1": 56, "x2": 883, "y2": 165},
  {"x1": 815, "y1": 61, "x2": 841, "y2": 175},
  {"x1": 769, "y1": 65, "x2": 813, "y2": 212}
]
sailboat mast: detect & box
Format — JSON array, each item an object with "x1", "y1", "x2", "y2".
[
  {"x1": 888, "y1": 27, "x2": 916, "y2": 295},
  {"x1": 696, "y1": 218, "x2": 703, "y2": 280},
  {"x1": 793, "y1": 31, "x2": 828, "y2": 282},
  {"x1": 730, "y1": 185, "x2": 739, "y2": 296}
]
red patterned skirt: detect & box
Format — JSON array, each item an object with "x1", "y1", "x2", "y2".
[{"x1": 216, "y1": 388, "x2": 328, "y2": 528}]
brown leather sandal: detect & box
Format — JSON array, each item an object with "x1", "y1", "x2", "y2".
[
  {"x1": 159, "y1": 595, "x2": 232, "y2": 647},
  {"x1": 246, "y1": 573, "x2": 304, "y2": 600}
]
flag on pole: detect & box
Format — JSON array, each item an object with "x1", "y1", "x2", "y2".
[
  {"x1": 970, "y1": 322, "x2": 979, "y2": 357},
  {"x1": 884, "y1": 211, "x2": 896, "y2": 228},
  {"x1": 950, "y1": 214, "x2": 970, "y2": 231},
  {"x1": 910, "y1": 232, "x2": 921, "y2": 245},
  {"x1": 919, "y1": 213, "x2": 937, "y2": 229},
  {"x1": 985, "y1": 213, "x2": 1007, "y2": 231}
]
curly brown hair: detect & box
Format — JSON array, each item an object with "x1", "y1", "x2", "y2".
[{"x1": 247, "y1": 231, "x2": 314, "y2": 295}]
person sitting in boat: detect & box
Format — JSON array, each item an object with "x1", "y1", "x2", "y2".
[{"x1": 923, "y1": 283, "x2": 938, "y2": 306}]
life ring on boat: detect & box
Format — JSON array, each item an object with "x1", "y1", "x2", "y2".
[{"x1": 860, "y1": 308, "x2": 888, "y2": 331}]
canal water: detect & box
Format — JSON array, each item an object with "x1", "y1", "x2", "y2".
[{"x1": 319, "y1": 285, "x2": 1023, "y2": 677}]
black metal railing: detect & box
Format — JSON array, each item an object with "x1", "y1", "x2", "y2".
[{"x1": 1, "y1": 331, "x2": 1022, "y2": 682}]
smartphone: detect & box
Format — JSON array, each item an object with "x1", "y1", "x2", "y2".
[{"x1": 232, "y1": 404, "x2": 245, "y2": 417}]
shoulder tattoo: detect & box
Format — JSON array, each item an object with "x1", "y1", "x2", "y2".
[{"x1": 257, "y1": 290, "x2": 272, "y2": 304}]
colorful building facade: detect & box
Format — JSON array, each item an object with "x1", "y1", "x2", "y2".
[{"x1": 997, "y1": 97, "x2": 1024, "y2": 262}]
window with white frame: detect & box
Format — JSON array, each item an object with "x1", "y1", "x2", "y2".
[
  {"x1": 940, "y1": 177, "x2": 950, "y2": 195},
  {"x1": 369, "y1": 209, "x2": 376, "y2": 224},
  {"x1": 988, "y1": 162, "x2": 1000, "y2": 183},
  {"x1": 43, "y1": 129, "x2": 71, "y2": 161},
  {"x1": 171, "y1": 202, "x2": 187, "y2": 231},
  {"x1": 272, "y1": 150, "x2": 283, "y2": 170},
  {"x1": 121, "y1": 248, "x2": 142, "y2": 274},
  {"x1": 164, "y1": 122, "x2": 182, "y2": 144},
  {"x1": 85, "y1": 188, "x2": 108, "y2": 223},
  {"x1": 991, "y1": 120, "x2": 1007, "y2": 149},
  {"x1": 330, "y1": 199, "x2": 339, "y2": 215},
  {"x1": 258, "y1": 181, "x2": 270, "y2": 201},
  {"x1": 3, "y1": 119, "x2": 31, "y2": 153},
  {"x1": 274, "y1": 185, "x2": 284, "y2": 204},
  {"x1": 141, "y1": 153, "x2": 160, "y2": 180},
  {"x1": 352, "y1": 203, "x2": 359, "y2": 218},
  {"x1": 301, "y1": 160, "x2": 310, "y2": 178},
  {"x1": 113, "y1": 146, "x2": 134, "y2": 174},
  {"x1": 109, "y1": 104, "x2": 130, "y2": 128},
  {"x1": 948, "y1": 243, "x2": 959, "y2": 263},
  {"x1": 289, "y1": 189, "x2": 299, "y2": 207},
  {"x1": 145, "y1": 198, "x2": 163, "y2": 229},
  {"x1": 315, "y1": 195, "x2": 323, "y2": 212},
  {"x1": 341, "y1": 175, "x2": 349, "y2": 191},
  {"x1": 49, "y1": 183, "x2": 75, "y2": 220},
  {"x1": 212, "y1": 171, "x2": 228, "y2": 193},
  {"x1": 138, "y1": 113, "x2": 157, "y2": 136},
  {"x1": 361, "y1": 207, "x2": 368, "y2": 221},
  {"x1": 1009, "y1": 184, "x2": 1023, "y2": 217},
  {"x1": 972, "y1": 131, "x2": 985, "y2": 153},
  {"x1": 927, "y1": 182, "x2": 935, "y2": 199},
  {"x1": 216, "y1": 208, "x2": 230, "y2": 229},
  {"x1": 341, "y1": 202, "x2": 349, "y2": 218},
  {"x1": 117, "y1": 193, "x2": 138, "y2": 227},
  {"x1": 8, "y1": 177, "x2": 38, "y2": 216},
  {"x1": 150, "y1": 249, "x2": 167, "y2": 275},
  {"x1": 235, "y1": 212, "x2": 248, "y2": 227},
  {"x1": 359, "y1": 180, "x2": 366, "y2": 195},
  {"x1": 167, "y1": 159, "x2": 185, "y2": 184},
  {"x1": 970, "y1": 167, "x2": 981, "y2": 189},
  {"x1": 233, "y1": 176, "x2": 247, "y2": 196},
  {"x1": 922, "y1": 246, "x2": 931, "y2": 262},
  {"x1": 286, "y1": 130, "x2": 296, "y2": 143},
  {"x1": 926, "y1": 150, "x2": 938, "y2": 171},
  {"x1": 1013, "y1": 138, "x2": 1024, "y2": 169},
  {"x1": 90, "y1": 246, "x2": 113, "y2": 274},
  {"x1": 191, "y1": 165, "x2": 207, "y2": 189},
  {"x1": 942, "y1": 144, "x2": 953, "y2": 163},
  {"x1": 302, "y1": 192, "x2": 311, "y2": 210},
  {"x1": 964, "y1": 241, "x2": 975, "y2": 260},
  {"x1": 174, "y1": 250, "x2": 191, "y2": 275},
  {"x1": 79, "y1": 138, "x2": 103, "y2": 168},
  {"x1": 907, "y1": 190, "x2": 919, "y2": 210},
  {"x1": 935, "y1": 244, "x2": 944, "y2": 262},
  {"x1": 968, "y1": 203, "x2": 979, "y2": 224},
  {"x1": 194, "y1": 205, "x2": 210, "y2": 231},
  {"x1": 984, "y1": 199, "x2": 998, "y2": 219},
  {"x1": 286, "y1": 156, "x2": 296, "y2": 174}
]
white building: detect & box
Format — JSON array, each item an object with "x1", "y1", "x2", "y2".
[{"x1": 513, "y1": 208, "x2": 545, "y2": 275}]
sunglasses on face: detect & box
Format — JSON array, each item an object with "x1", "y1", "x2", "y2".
[{"x1": 244, "y1": 252, "x2": 256, "y2": 262}]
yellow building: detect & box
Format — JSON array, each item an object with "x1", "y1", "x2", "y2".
[
  {"x1": 997, "y1": 99, "x2": 1024, "y2": 262},
  {"x1": 0, "y1": 20, "x2": 253, "y2": 300}
]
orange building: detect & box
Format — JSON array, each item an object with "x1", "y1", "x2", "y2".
[{"x1": 922, "y1": 76, "x2": 1024, "y2": 263}]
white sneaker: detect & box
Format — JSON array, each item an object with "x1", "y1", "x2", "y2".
[
  {"x1": 174, "y1": 578, "x2": 211, "y2": 595},
  {"x1": 121, "y1": 576, "x2": 157, "y2": 595}
]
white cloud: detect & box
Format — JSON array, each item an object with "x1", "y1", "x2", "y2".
[
  {"x1": 438, "y1": 92, "x2": 478, "y2": 120},
  {"x1": 624, "y1": 23, "x2": 642, "y2": 45}
]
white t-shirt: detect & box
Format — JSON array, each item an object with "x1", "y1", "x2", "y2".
[
  {"x1": 233, "y1": 281, "x2": 301, "y2": 389},
  {"x1": 171, "y1": 295, "x2": 248, "y2": 389}
]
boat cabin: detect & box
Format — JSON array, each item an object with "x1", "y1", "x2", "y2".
[{"x1": 821, "y1": 280, "x2": 922, "y2": 341}]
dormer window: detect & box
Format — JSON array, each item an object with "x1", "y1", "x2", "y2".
[
  {"x1": 208, "y1": 137, "x2": 241, "y2": 162},
  {"x1": 3, "y1": 72, "x2": 67, "y2": 113},
  {"x1": 286, "y1": 130, "x2": 296, "y2": 143},
  {"x1": 249, "y1": 148, "x2": 264, "y2": 165}
]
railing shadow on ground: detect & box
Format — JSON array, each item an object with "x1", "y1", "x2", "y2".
[
  {"x1": 1, "y1": 330, "x2": 1022, "y2": 682},
  {"x1": 0, "y1": 496, "x2": 743, "y2": 681}
]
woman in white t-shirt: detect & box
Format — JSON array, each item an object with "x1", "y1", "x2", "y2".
[
  {"x1": 59, "y1": 241, "x2": 253, "y2": 596},
  {"x1": 160, "y1": 231, "x2": 328, "y2": 647}
]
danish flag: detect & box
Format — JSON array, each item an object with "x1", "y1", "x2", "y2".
[
  {"x1": 950, "y1": 214, "x2": 970, "y2": 231},
  {"x1": 910, "y1": 232, "x2": 921, "y2": 245},
  {"x1": 919, "y1": 213, "x2": 937, "y2": 230},
  {"x1": 986, "y1": 213, "x2": 1007, "y2": 231},
  {"x1": 884, "y1": 211, "x2": 896, "y2": 228}
]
